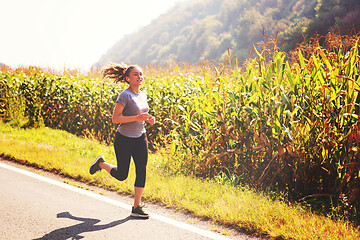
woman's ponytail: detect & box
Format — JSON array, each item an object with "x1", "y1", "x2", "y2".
[
  {"x1": 101, "y1": 63, "x2": 128, "y2": 84},
  {"x1": 101, "y1": 63, "x2": 141, "y2": 84}
]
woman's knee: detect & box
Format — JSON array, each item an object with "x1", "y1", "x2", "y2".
[
  {"x1": 134, "y1": 177, "x2": 146, "y2": 188},
  {"x1": 110, "y1": 168, "x2": 128, "y2": 181}
]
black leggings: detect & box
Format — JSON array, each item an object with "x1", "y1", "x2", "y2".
[{"x1": 110, "y1": 132, "x2": 148, "y2": 188}]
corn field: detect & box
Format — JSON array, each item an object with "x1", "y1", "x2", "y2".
[{"x1": 1, "y1": 32, "x2": 360, "y2": 224}]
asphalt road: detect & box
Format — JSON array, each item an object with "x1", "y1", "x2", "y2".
[{"x1": 0, "y1": 160, "x2": 259, "y2": 240}]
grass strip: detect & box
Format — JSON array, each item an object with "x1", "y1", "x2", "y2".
[{"x1": 0, "y1": 123, "x2": 359, "y2": 239}]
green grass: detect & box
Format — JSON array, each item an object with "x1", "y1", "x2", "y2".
[{"x1": 0, "y1": 123, "x2": 359, "y2": 239}]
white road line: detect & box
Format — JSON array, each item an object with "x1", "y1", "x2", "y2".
[{"x1": 0, "y1": 162, "x2": 232, "y2": 240}]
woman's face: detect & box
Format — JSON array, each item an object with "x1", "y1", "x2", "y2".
[{"x1": 126, "y1": 67, "x2": 143, "y2": 87}]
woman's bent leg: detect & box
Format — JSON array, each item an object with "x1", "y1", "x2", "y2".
[
  {"x1": 99, "y1": 162, "x2": 116, "y2": 174},
  {"x1": 110, "y1": 132, "x2": 132, "y2": 181}
]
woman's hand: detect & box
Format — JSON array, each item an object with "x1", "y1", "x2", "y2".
[
  {"x1": 136, "y1": 113, "x2": 151, "y2": 121},
  {"x1": 137, "y1": 113, "x2": 155, "y2": 124},
  {"x1": 146, "y1": 115, "x2": 156, "y2": 125}
]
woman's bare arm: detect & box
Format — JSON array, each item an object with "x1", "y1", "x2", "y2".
[{"x1": 112, "y1": 102, "x2": 150, "y2": 124}]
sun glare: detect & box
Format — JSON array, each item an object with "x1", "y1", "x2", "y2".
[{"x1": 0, "y1": 0, "x2": 180, "y2": 71}]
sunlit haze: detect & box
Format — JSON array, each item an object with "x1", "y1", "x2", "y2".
[{"x1": 0, "y1": 0, "x2": 181, "y2": 71}]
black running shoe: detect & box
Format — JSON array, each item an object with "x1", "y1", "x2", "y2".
[
  {"x1": 131, "y1": 205, "x2": 149, "y2": 218},
  {"x1": 89, "y1": 155, "x2": 105, "y2": 175}
]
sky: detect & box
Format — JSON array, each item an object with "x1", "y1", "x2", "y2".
[{"x1": 0, "y1": 0, "x2": 181, "y2": 71}]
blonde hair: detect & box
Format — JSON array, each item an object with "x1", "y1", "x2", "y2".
[{"x1": 101, "y1": 63, "x2": 141, "y2": 84}]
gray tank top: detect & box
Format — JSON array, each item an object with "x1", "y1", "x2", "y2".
[{"x1": 116, "y1": 88, "x2": 149, "y2": 138}]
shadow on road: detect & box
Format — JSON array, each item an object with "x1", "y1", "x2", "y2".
[{"x1": 33, "y1": 211, "x2": 145, "y2": 240}]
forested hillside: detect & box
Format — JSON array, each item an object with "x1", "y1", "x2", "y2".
[{"x1": 96, "y1": 0, "x2": 360, "y2": 66}]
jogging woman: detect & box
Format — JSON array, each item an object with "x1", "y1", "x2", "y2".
[{"x1": 89, "y1": 63, "x2": 155, "y2": 218}]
